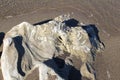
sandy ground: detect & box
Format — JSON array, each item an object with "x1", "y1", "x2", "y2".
[{"x1": 0, "y1": 0, "x2": 120, "y2": 80}]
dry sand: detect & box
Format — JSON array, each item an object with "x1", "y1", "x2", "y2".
[{"x1": 0, "y1": 0, "x2": 120, "y2": 80}]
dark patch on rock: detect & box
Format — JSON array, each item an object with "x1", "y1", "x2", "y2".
[{"x1": 0, "y1": 32, "x2": 5, "y2": 46}]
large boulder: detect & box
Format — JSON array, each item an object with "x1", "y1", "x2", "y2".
[{"x1": 1, "y1": 15, "x2": 104, "y2": 80}]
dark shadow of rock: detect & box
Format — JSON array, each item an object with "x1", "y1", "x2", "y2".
[
  {"x1": 0, "y1": 32, "x2": 5, "y2": 46},
  {"x1": 0, "y1": 32, "x2": 5, "y2": 58},
  {"x1": 81, "y1": 24, "x2": 104, "y2": 49},
  {"x1": 53, "y1": 57, "x2": 65, "y2": 69},
  {"x1": 33, "y1": 19, "x2": 53, "y2": 26},
  {"x1": 68, "y1": 67, "x2": 82, "y2": 80},
  {"x1": 44, "y1": 57, "x2": 82, "y2": 80},
  {"x1": 13, "y1": 36, "x2": 25, "y2": 76},
  {"x1": 0, "y1": 51, "x2": 2, "y2": 57},
  {"x1": 64, "y1": 18, "x2": 79, "y2": 27}
]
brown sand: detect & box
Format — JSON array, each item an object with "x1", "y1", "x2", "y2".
[{"x1": 0, "y1": 0, "x2": 120, "y2": 80}]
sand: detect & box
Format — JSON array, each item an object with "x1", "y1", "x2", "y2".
[{"x1": 0, "y1": 0, "x2": 120, "y2": 80}]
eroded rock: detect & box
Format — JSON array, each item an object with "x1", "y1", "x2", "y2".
[{"x1": 1, "y1": 15, "x2": 104, "y2": 80}]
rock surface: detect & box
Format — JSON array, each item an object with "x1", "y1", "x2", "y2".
[{"x1": 1, "y1": 15, "x2": 103, "y2": 80}]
